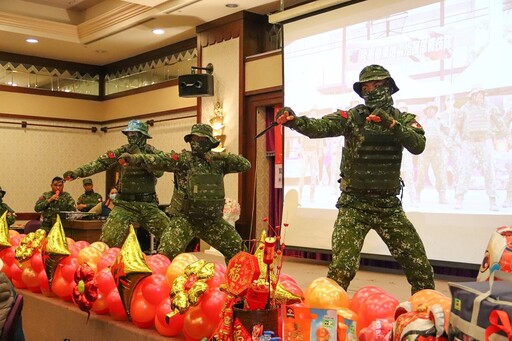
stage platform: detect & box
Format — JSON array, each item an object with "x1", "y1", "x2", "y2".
[{"x1": 20, "y1": 252, "x2": 467, "y2": 341}]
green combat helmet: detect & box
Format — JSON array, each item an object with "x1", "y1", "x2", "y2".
[
  {"x1": 122, "y1": 119, "x2": 152, "y2": 138},
  {"x1": 353, "y1": 64, "x2": 399, "y2": 97},
  {"x1": 184, "y1": 123, "x2": 220, "y2": 148}
]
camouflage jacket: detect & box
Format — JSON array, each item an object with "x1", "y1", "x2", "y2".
[
  {"x1": 131, "y1": 150, "x2": 251, "y2": 218},
  {"x1": 71, "y1": 144, "x2": 164, "y2": 195},
  {"x1": 0, "y1": 202, "x2": 16, "y2": 226},
  {"x1": 77, "y1": 191, "x2": 103, "y2": 212},
  {"x1": 34, "y1": 191, "x2": 76, "y2": 226},
  {"x1": 286, "y1": 105, "x2": 425, "y2": 194}
]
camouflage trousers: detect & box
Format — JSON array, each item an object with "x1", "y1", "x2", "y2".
[
  {"x1": 100, "y1": 200, "x2": 170, "y2": 255},
  {"x1": 327, "y1": 193, "x2": 435, "y2": 294},
  {"x1": 158, "y1": 213, "x2": 244, "y2": 262}
]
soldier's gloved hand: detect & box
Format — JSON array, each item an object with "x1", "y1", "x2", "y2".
[
  {"x1": 275, "y1": 106, "x2": 296, "y2": 125},
  {"x1": 371, "y1": 108, "x2": 396, "y2": 129},
  {"x1": 118, "y1": 152, "x2": 135, "y2": 166},
  {"x1": 63, "y1": 171, "x2": 78, "y2": 181}
]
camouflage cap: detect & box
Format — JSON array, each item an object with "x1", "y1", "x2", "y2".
[
  {"x1": 122, "y1": 120, "x2": 152, "y2": 138},
  {"x1": 83, "y1": 178, "x2": 93, "y2": 185},
  {"x1": 0, "y1": 186, "x2": 5, "y2": 197},
  {"x1": 353, "y1": 64, "x2": 399, "y2": 97},
  {"x1": 184, "y1": 123, "x2": 220, "y2": 148}
]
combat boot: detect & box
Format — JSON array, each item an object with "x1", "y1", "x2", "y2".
[
  {"x1": 438, "y1": 191, "x2": 448, "y2": 204},
  {"x1": 489, "y1": 197, "x2": 499, "y2": 211}
]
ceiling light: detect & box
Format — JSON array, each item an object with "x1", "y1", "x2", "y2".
[
  {"x1": 225, "y1": 3, "x2": 238, "y2": 8},
  {"x1": 152, "y1": 29, "x2": 165, "y2": 35},
  {"x1": 26, "y1": 38, "x2": 38, "y2": 44}
]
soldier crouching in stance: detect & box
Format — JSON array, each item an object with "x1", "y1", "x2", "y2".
[
  {"x1": 119, "y1": 123, "x2": 251, "y2": 262},
  {"x1": 63, "y1": 120, "x2": 173, "y2": 256},
  {"x1": 276, "y1": 65, "x2": 435, "y2": 294}
]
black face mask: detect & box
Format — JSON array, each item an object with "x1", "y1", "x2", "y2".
[
  {"x1": 127, "y1": 132, "x2": 147, "y2": 149},
  {"x1": 362, "y1": 85, "x2": 394, "y2": 109},
  {"x1": 190, "y1": 139, "x2": 212, "y2": 155}
]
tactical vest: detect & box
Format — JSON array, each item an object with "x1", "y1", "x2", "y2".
[
  {"x1": 168, "y1": 173, "x2": 225, "y2": 219},
  {"x1": 461, "y1": 103, "x2": 492, "y2": 138},
  {"x1": 118, "y1": 144, "x2": 158, "y2": 194},
  {"x1": 340, "y1": 106, "x2": 403, "y2": 195}
]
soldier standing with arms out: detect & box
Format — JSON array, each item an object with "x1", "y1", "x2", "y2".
[
  {"x1": 63, "y1": 120, "x2": 172, "y2": 256},
  {"x1": 34, "y1": 176, "x2": 76, "y2": 232},
  {"x1": 0, "y1": 187, "x2": 16, "y2": 227},
  {"x1": 452, "y1": 89, "x2": 505, "y2": 211},
  {"x1": 276, "y1": 65, "x2": 435, "y2": 294},
  {"x1": 119, "y1": 123, "x2": 251, "y2": 261},
  {"x1": 76, "y1": 178, "x2": 102, "y2": 212}
]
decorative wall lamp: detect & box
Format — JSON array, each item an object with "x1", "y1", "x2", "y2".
[{"x1": 209, "y1": 102, "x2": 226, "y2": 152}]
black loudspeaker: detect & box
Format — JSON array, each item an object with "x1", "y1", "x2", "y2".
[{"x1": 178, "y1": 73, "x2": 214, "y2": 97}]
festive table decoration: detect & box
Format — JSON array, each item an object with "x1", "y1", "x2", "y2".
[
  {"x1": 167, "y1": 259, "x2": 215, "y2": 318},
  {"x1": 41, "y1": 214, "x2": 70, "y2": 289},
  {"x1": 111, "y1": 224, "x2": 152, "y2": 319},
  {"x1": 0, "y1": 212, "x2": 11, "y2": 249}
]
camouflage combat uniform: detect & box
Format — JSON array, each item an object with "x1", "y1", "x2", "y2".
[
  {"x1": 0, "y1": 187, "x2": 15, "y2": 226},
  {"x1": 64, "y1": 120, "x2": 172, "y2": 256},
  {"x1": 126, "y1": 124, "x2": 251, "y2": 261},
  {"x1": 279, "y1": 65, "x2": 435, "y2": 294},
  {"x1": 34, "y1": 191, "x2": 75, "y2": 231},
  {"x1": 76, "y1": 191, "x2": 103, "y2": 212}
]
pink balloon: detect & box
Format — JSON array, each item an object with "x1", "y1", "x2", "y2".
[
  {"x1": 349, "y1": 286, "x2": 385, "y2": 314},
  {"x1": 358, "y1": 292, "x2": 399, "y2": 331}
]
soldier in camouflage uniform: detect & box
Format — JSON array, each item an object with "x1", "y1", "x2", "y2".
[
  {"x1": 34, "y1": 176, "x2": 76, "y2": 232},
  {"x1": 452, "y1": 89, "x2": 506, "y2": 211},
  {"x1": 0, "y1": 186, "x2": 16, "y2": 227},
  {"x1": 119, "y1": 123, "x2": 251, "y2": 261},
  {"x1": 276, "y1": 65, "x2": 435, "y2": 294},
  {"x1": 63, "y1": 120, "x2": 172, "y2": 256},
  {"x1": 76, "y1": 178, "x2": 103, "y2": 212}
]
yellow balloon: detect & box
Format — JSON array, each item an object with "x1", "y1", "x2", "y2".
[
  {"x1": 304, "y1": 277, "x2": 349, "y2": 309},
  {"x1": 173, "y1": 253, "x2": 199, "y2": 264}
]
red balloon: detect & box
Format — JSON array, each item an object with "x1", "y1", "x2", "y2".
[
  {"x1": 358, "y1": 292, "x2": 399, "y2": 331},
  {"x1": 183, "y1": 305, "x2": 217, "y2": 340},
  {"x1": 0, "y1": 247, "x2": 14, "y2": 265},
  {"x1": 279, "y1": 273, "x2": 299, "y2": 285},
  {"x1": 96, "y1": 268, "x2": 116, "y2": 294},
  {"x1": 130, "y1": 291, "x2": 157, "y2": 329},
  {"x1": 30, "y1": 251, "x2": 44, "y2": 273},
  {"x1": 199, "y1": 288, "x2": 227, "y2": 323},
  {"x1": 10, "y1": 263, "x2": 23, "y2": 284},
  {"x1": 52, "y1": 275, "x2": 73, "y2": 301},
  {"x1": 59, "y1": 257, "x2": 78, "y2": 283},
  {"x1": 9, "y1": 234, "x2": 23, "y2": 247},
  {"x1": 37, "y1": 271, "x2": 52, "y2": 297},
  {"x1": 141, "y1": 274, "x2": 170, "y2": 306},
  {"x1": 155, "y1": 297, "x2": 185, "y2": 337},
  {"x1": 145, "y1": 254, "x2": 171, "y2": 275},
  {"x1": 91, "y1": 290, "x2": 109, "y2": 315},
  {"x1": 205, "y1": 269, "x2": 225, "y2": 289},
  {"x1": 106, "y1": 290, "x2": 128, "y2": 321},
  {"x1": 349, "y1": 286, "x2": 385, "y2": 314},
  {"x1": 97, "y1": 248, "x2": 120, "y2": 271},
  {"x1": 21, "y1": 266, "x2": 40, "y2": 292},
  {"x1": 280, "y1": 280, "x2": 304, "y2": 299}
]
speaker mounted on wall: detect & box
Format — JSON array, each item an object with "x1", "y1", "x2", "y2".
[{"x1": 178, "y1": 63, "x2": 214, "y2": 97}]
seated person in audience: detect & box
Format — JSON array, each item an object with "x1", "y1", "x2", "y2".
[
  {"x1": 0, "y1": 261, "x2": 25, "y2": 340},
  {"x1": 76, "y1": 178, "x2": 102, "y2": 212},
  {"x1": 89, "y1": 186, "x2": 118, "y2": 217},
  {"x1": 0, "y1": 186, "x2": 16, "y2": 227},
  {"x1": 34, "y1": 176, "x2": 76, "y2": 232}
]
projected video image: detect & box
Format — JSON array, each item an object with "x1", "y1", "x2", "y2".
[{"x1": 283, "y1": 0, "x2": 512, "y2": 215}]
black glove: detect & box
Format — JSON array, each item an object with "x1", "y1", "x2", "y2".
[
  {"x1": 275, "y1": 106, "x2": 296, "y2": 125},
  {"x1": 63, "y1": 171, "x2": 78, "y2": 180},
  {"x1": 371, "y1": 108, "x2": 396, "y2": 128}
]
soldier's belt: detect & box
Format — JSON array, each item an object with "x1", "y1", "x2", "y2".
[
  {"x1": 344, "y1": 188, "x2": 400, "y2": 197},
  {"x1": 118, "y1": 193, "x2": 157, "y2": 203}
]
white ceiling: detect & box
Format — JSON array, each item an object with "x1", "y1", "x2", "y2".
[{"x1": 0, "y1": 0, "x2": 304, "y2": 66}]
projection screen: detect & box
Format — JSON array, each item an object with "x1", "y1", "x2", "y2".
[{"x1": 281, "y1": 0, "x2": 512, "y2": 265}]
